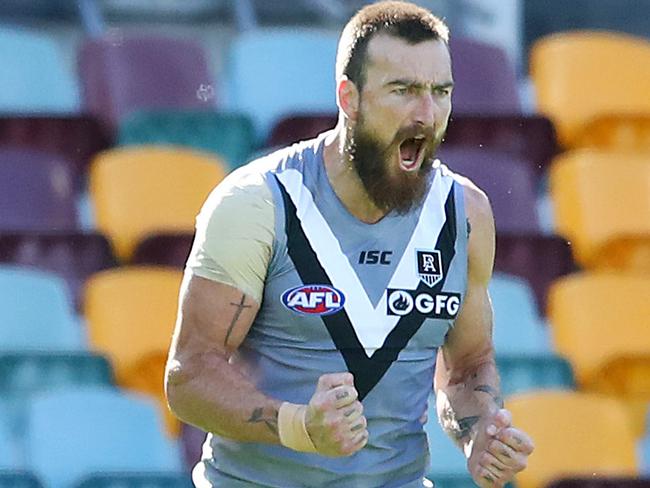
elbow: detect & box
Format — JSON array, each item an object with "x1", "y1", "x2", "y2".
[{"x1": 164, "y1": 359, "x2": 192, "y2": 421}]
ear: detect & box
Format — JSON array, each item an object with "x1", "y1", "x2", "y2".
[{"x1": 336, "y1": 77, "x2": 360, "y2": 122}]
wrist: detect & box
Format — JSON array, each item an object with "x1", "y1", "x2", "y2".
[{"x1": 278, "y1": 402, "x2": 318, "y2": 453}]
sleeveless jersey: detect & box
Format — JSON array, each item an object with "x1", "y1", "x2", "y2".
[{"x1": 193, "y1": 132, "x2": 468, "y2": 488}]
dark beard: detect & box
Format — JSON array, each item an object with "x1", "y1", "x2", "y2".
[{"x1": 348, "y1": 120, "x2": 441, "y2": 215}]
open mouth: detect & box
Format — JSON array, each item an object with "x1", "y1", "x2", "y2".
[{"x1": 398, "y1": 136, "x2": 426, "y2": 172}]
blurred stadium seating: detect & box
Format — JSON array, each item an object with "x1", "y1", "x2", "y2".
[{"x1": 0, "y1": 0, "x2": 648, "y2": 485}]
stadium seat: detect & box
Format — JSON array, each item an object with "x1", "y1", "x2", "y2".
[
  {"x1": 0, "y1": 351, "x2": 113, "y2": 438},
  {"x1": 89, "y1": 147, "x2": 225, "y2": 261},
  {"x1": 0, "y1": 266, "x2": 83, "y2": 352},
  {"x1": 225, "y1": 28, "x2": 339, "y2": 140},
  {"x1": 489, "y1": 273, "x2": 550, "y2": 354},
  {"x1": 84, "y1": 267, "x2": 183, "y2": 435},
  {"x1": 449, "y1": 37, "x2": 521, "y2": 114},
  {"x1": 78, "y1": 36, "x2": 214, "y2": 130},
  {"x1": 0, "y1": 26, "x2": 78, "y2": 113},
  {"x1": 531, "y1": 31, "x2": 650, "y2": 148},
  {"x1": 0, "y1": 232, "x2": 117, "y2": 311},
  {"x1": 24, "y1": 387, "x2": 183, "y2": 488},
  {"x1": 118, "y1": 110, "x2": 255, "y2": 170},
  {"x1": 494, "y1": 233, "x2": 575, "y2": 314},
  {"x1": 0, "y1": 116, "x2": 110, "y2": 191},
  {"x1": 547, "y1": 479, "x2": 650, "y2": 488},
  {"x1": 496, "y1": 356, "x2": 575, "y2": 396},
  {"x1": 507, "y1": 390, "x2": 638, "y2": 488},
  {"x1": 267, "y1": 113, "x2": 337, "y2": 148},
  {"x1": 577, "y1": 113, "x2": 650, "y2": 152},
  {"x1": 132, "y1": 233, "x2": 195, "y2": 269},
  {"x1": 74, "y1": 473, "x2": 192, "y2": 488},
  {"x1": 438, "y1": 147, "x2": 540, "y2": 233},
  {"x1": 550, "y1": 150, "x2": 650, "y2": 270},
  {"x1": 0, "y1": 472, "x2": 43, "y2": 488},
  {"x1": 0, "y1": 415, "x2": 18, "y2": 469},
  {"x1": 0, "y1": 147, "x2": 78, "y2": 232},
  {"x1": 548, "y1": 273, "x2": 650, "y2": 392}
]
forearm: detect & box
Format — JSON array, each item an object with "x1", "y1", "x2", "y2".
[
  {"x1": 165, "y1": 351, "x2": 282, "y2": 444},
  {"x1": 435, "y1": 356, "x2": 503, "y2": 454}
]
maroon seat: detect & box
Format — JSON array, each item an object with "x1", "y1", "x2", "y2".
[
  {"x1": 0, "y1": 116, "x2": 111, "y2": 190},
  {"x1": 180, "y1": 423, "x2": 206, "y2": 473},
  {"x1": 267, "y1": 113, "x2": 337, "y2": 148},
  {"x1": 494, "y1": 233, "x2": 576, "y2": 314},
  {"x1": 0, "y1": 147, "x2": 78, "y2": 232},
  {"x1": 547, "y1": 478, "x2": 650, "y2": 488},
  {"x1": 450, "y1": 37, "x2": 520, "y2": 114},
  {"x1": 444, "y1": 114, "x2": 558, "y2": 176},
  {"x1": 131, "y1": 233, "x2": 195, "y2": 269},
  {"x1": 78, "y1": 36, "x2": 215, "y2": 130},
  {"x1": 0, "y1": 232, "x2": 117, "y2": 311},
  {"x1": 438, "y1": 147, "x2": 539, "y2": 233}
]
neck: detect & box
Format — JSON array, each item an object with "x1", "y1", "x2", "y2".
[{"x1": 323, "y1": 122, "x2": 388, "y2": 224}]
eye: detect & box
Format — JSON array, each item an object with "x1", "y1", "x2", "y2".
[
  {"x1": 393, "y1": 87, "x2": 407, "y2": 95},
  {"x1": 435, "y1": 87, "x2": 451, "y2": 96}
]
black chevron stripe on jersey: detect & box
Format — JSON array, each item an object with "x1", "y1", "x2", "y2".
[{"x1": 276, "y1": 175, "x2": 458, "y2": 401}]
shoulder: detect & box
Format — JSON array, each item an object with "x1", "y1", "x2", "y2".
[{"x1": 440, "y1": 164, "x2": 495, "y2": 284}]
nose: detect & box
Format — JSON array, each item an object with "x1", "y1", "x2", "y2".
[{"x1": 413, "y1": 93, "x2": 436, "y2": 128}]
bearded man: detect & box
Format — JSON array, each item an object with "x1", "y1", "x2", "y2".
[{"x1": 165, "y1": 2, "x2": 534, "y2": 487}]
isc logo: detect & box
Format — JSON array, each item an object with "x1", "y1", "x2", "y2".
[
  {"x1": 358, "y1": 250, "x2": 392, "y2": 265},
  {"x1": 281, "y1": 284, "x2": 346, "y2": 316}
]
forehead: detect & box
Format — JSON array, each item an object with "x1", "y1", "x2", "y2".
[{"x1": 364, "y1": 33, "x2": 452, "y2": 86}]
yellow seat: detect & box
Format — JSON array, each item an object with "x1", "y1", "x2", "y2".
[
  {"x1": 549, "y1": 150, "x2": 650, "y2": 270},
  {"x1": 548, "y1": 272, "x2": 650, "y2": 436},
  {"x1": 507, "y1": 390, "x2": 638, "y2": 488},
  {"x1": 89, "y1": 146, "x2": 225, "y2": 261},
  {"x1": 84, "y1": 266, "x2": 183, "y2": 435},
  {"x1": 531, "y1": 31, "x2": 650, "y2": 148}
]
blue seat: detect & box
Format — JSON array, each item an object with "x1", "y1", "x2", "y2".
[
  {"x1": 0, "y1": 415, "x2": 18, "y2": 470},
  {"x1": 0, "y1": 266, "x2": 83, "y2": 351},
  {"x1": 225, "y1": 28, "x2": 338, "y2": 141},
  {"x1": 24, "y1": 387, "x2": 183, "y2": 488},
  {"x1": 0, "y1": 26, "x2": 78, "y2": 113},
  {"x1": 496, "y1": 355, "x2": 575, "y2": 396},
  {"x1": 489, "y1": 272, "x2": 551, "y2": 354},
  {"x1": 74, "y1": 473, "x2": 192, "y2": 488}
]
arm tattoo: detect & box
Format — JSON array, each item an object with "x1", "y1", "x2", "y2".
[
  {"x1": 474, "y1": 385, "x2": 505, "y2": 408},
  {"x1": 224, "y1": 294, "x2": 252, "y2": 346},
  {"x1": 455, "y1": 415, "x2": 481, "y2": 441},
  {"x1": 247, "y1": 407, "x2": 278, "y2": 435}
]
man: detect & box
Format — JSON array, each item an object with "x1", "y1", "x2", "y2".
[{"x1": 165, "y1": 2, "x2": 534, "y2": 487}]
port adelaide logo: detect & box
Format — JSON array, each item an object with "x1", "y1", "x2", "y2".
[
  {"x1": 281, "y1": 284, "x2": 346, "y2": 316},
  {"x1": 386, "y1": 249, "x2": 461, "y2": 319}
]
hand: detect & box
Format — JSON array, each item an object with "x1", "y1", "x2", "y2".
[
  {"x1": 467, "y1": 409, "x2": 534, "y2": 487},
  {"x1": 304, "y1": 372, "x2": 368, "y2": 457}
]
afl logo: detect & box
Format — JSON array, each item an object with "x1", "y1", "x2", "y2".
[{"x1": 281, "y1": 284, "x2": 346, "y2": 316}]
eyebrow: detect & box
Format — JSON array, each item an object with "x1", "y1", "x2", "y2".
[{"x1": 385, "y1": 79, "x2": 455, "y2": 90}]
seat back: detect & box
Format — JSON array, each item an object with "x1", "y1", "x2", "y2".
[
  {"x1": 89, "y1": 147, "x2": 224, "y2": 261},
  {"x1": 550, "y1": 150, "x2": 650, "y2": 270},
  {"x1": 508, "y1": 390, "x2": 638, "y2": 488},
  {"x1": 449, "y1": 37, "x2": 520, "y2": 114},
  {"x1": 25, "y1": 387, "x2": 181, "y2": 488},
  {"x1": 118, "y1": 110, "x2": 255, "y2": 170},
  {"x1": 438, "y1": 147, "x2": 539, "y2": 233},
  {"x1": 0, "y1": 147, "x2": 77, "y2": 232},
  {"x1": 548, "y1": 273, "x2": 650, "y2": 389},
  {"x1": 0, "y1": 26, "x2": 78, "y2": 113},
  {"x1": 225, "y1": 28, "x2": 338, "y2": 140},
  {"x1": 531, "y1": 31, "x2": 650, "y2": 147},
  {"x1": 0, "y1": 266, "x2": 82, "y2": 351},
  {"x1": 78, "y1": 36, "x2": 213, "y2": 129}
]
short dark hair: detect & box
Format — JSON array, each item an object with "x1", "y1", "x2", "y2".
[{"x1": 336, "y1": 1, "x2": 449, "y2": 91}]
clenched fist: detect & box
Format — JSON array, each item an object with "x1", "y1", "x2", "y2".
[{"x1": 305, "y1": 372, "x2": 369, "y2": 457}]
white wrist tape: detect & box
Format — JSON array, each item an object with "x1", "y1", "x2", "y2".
[{"x1": 278, "y1": 402, "x2": 317, "y2": 453}]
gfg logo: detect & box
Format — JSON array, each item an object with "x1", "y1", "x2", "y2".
[
  {"x1": 281, "y1": 284, "x2": 346, "y2": 316},
  {"x1": 387, "y1": 289, "x2": 461, "y2": 319}
]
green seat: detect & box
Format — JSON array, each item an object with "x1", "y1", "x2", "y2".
[
  {"x1": 497, "y1": 354, "x2": 575, "y2": 396},
  {"x1": 0, "y1": 471, "x2": 43, "y2": 488},
  {"x1": 118, "y1": 110, "x2": 255, "y2": 170},
  {"x1": 0, "y1": 351, "x2": 114, "y2": 436},
  {"x1": 75, "y1": 473, "x2": 192, "y2": 488},
  {"x1": 429, "y1": 475, "x2": 476, "y2": 488}
]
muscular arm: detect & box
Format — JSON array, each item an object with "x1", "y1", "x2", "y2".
[
  {"x1": 434, "y1": 180, "x2": 502, "y2": 453},
  {"x1": 165, "y1": 274, "x2": 283, "y2": 443}
]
